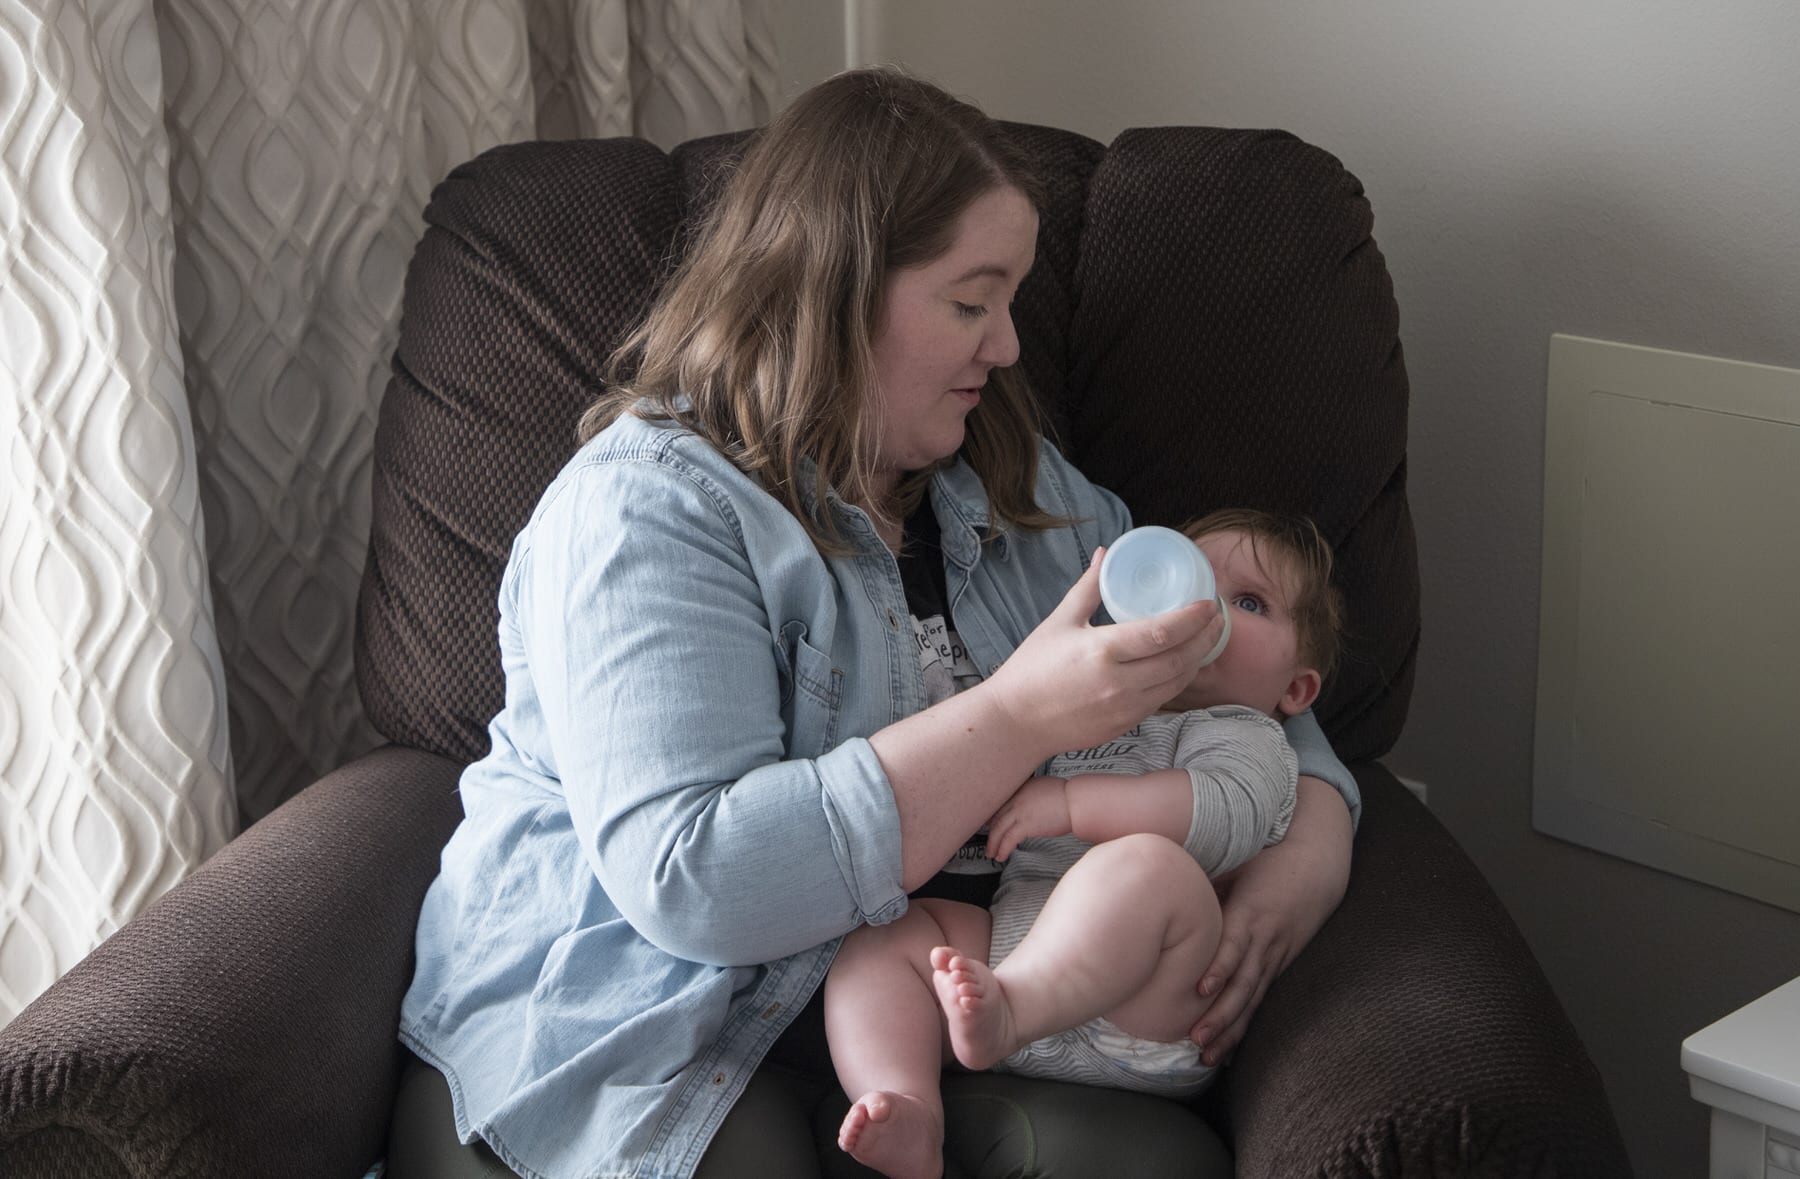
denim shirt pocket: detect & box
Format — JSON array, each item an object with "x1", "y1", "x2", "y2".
[{"x1": 775, "y1": 619, "x2": 843, "y2": 758}]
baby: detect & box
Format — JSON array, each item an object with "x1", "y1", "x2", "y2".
[{"x1": 823, "y1": 508, "x2": 1344, "y2": 1179}]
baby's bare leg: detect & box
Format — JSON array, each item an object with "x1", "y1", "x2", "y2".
[
  {"x1": 824, "y1": 898, "x2": 992, "y2": 1179},
  {"x1": 934, "y1": 834, "x2": 1219, "y2": 1071}
]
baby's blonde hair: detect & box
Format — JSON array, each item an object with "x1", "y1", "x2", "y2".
[{"x1": 1181, "y1": 508, "x2": 1344, "y2": 684}]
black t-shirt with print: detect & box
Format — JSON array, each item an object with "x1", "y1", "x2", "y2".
[{"x1": 896, "y1": 500, "x2": 1000, "y2": 908}]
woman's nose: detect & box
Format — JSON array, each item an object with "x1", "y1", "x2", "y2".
[{"x1": 977, "y1": 307, "x2": 1021, "y2": 368}]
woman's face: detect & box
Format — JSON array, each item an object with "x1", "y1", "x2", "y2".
[{"x1": 868, "y1": 185, "x2": 1039, "y2": 492}]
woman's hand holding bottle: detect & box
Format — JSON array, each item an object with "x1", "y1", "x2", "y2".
[{"x1": 984, "y1": 548, "x2": 1224, "y2": 760}]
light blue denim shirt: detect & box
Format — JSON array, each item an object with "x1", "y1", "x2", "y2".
[{"x1": 400, "y1": 410, "x2": 1361, "y2": 1179}]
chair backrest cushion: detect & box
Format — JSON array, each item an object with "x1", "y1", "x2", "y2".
[{"x1": 356, "y1": 124, "x2": 1417, "y2": 769}]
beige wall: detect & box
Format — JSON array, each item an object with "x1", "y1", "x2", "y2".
[
  {"x1": 783, "y1": 2, "x2": 1800, "y2": 1175},
  {"x1": 772, "y1": 0, "x2": 844, "y2": 102}
]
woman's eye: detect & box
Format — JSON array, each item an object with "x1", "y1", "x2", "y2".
[
  {"x1": 1232, "y1": 593, "x2": 1266, "y2": 615},
  {"x1": 953, "y1": 301, "x2": 987, "y2": 319}
]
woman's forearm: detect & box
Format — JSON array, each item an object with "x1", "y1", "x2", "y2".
[
  {"x1": 873, "y1": 558, "x2": 1225, "y2": 891},
  {"x1": 869, "y1": 685, "x2": 1051, "y2": 890},
  {"x1": 1189, "y1": 773, "x2": 1353, "y2": 1058},
  {"x1": 1281, "y1": 711, "x2": 1362, "y2": 830},
  {"x1": 1289, "y1": 774, "x2": 1353, "y2": 864},
  {"x1": 1219, "y1": 774, "x2": 1351, "y2": 904}
]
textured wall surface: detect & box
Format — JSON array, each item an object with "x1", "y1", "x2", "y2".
[
  {"x1": 1, "y1": 0, "x2": 775, "y2": 1023},
  {"x1": 160, "y1": 0, "x2": 537, "y2": 828},
  {"x1": 853, "y1": 3, "x2": 1800, "y2": 1176},
  {"x1": 172, "y1": 0, "x2": 776, "y2": 827},
  {"x1": 0, "y1": 0, "x2": 236, "y2": 1022}
]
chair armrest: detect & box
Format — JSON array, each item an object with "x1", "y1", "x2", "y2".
[
  {"x1": 0, "y1": 745, "x2": 464, "y2": 1178},
  {"x1": 1225, "y1": 764, "x2": 1632, "y2": 1176}
]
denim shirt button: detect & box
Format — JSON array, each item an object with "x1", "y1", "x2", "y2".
[
  {"x1": 712, "y1": 1072, "x2": 726, "y2": 1085},
  {"x1": 886, "y1": 608, "x2": 898, "y2": 629}
]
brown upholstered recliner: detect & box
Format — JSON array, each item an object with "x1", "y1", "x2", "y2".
[{"x1": 0, "y1": 123, "x2": 1633, "y2": 1177}]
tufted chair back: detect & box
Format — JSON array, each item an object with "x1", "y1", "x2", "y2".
[{"x1": 355, "y1": 124, "x2": 1419, "y2": 768}]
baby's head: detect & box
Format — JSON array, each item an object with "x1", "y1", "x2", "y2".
[{"x1": 1162, "y1": 509, "x2": 1343, "y2": 719}]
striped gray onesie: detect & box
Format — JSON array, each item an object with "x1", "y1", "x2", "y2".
[{"x1": 987, "y1": 704, "x2": 1297, "y2": 1098}]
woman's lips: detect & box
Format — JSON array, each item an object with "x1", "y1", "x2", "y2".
[{"x1": 951, "y1": 387, "x2": 981, "y2": 406}]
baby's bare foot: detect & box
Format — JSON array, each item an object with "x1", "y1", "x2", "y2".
[
  {"x1": 838, "y1": 1090, "x2": 943, "y2": 1179},
  {"x1": 929, "y1": 945, "x2": 1020, "y2": 1071}
]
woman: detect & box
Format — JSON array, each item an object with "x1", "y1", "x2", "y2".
[{"x1": 400, "y1": 68, "x2": 1357, "y2": 1179}]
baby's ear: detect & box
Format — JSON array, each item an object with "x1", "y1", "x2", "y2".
[{"x1": 1277, "y1": 667, "x2": 1322, "y2": 717}]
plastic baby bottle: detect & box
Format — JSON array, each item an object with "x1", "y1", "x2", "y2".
[{"x1": 1098, "y1": 525, "x2": 1231, "y2": 666}]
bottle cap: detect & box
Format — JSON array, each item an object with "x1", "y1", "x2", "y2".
[
  {"x1": 1100, "y1": 526, "x2": 1231, "y2": 665},
  {"x1": 1100, "y1": 526, "x2": 1216, "y2": 621}
]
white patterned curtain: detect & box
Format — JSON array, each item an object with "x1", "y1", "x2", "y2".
[{"x1": 0, "y1": 0, "x2": 777, "y2": 1023}]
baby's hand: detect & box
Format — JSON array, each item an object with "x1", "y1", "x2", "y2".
[{"x1": 985, "y1": 776, "x2": 1072, "y2": 862}]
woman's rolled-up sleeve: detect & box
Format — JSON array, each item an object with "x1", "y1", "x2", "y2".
[
  {"x1": 521, "y1": 457, "x2": 907, "y2": 968},
  {"x1": 1281, "y1": 708, "x2": 1362, "y2": 831}
]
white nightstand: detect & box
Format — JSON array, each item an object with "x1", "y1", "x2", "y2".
[{"x1": 1683, "y1": 976, "x2": 1800, "y2": 1178}]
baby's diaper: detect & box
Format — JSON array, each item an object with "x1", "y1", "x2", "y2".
[
  {"x1": 996, "y1": 1014, "x2": 1216, "y2": 1098},
  {"x1": 1086, "y1": 1016, "x2": 1207, "y2": 1075}
]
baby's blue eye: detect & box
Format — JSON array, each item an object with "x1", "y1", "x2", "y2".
[
  {"x1": 1232, "y1": 593, "x2": 1266, "y2": 615},
  {"x1": 953, "y1": 302, "x2": 987, "y2": 319}
]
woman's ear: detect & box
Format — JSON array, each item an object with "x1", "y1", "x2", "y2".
[{"x1": 1277, "y1": 667, "x2": 1322, "y2": 717}]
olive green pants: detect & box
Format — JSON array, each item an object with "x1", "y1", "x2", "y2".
[
  {"x1": 390, "y1": 1052, "x2": 1230, "y2": 1179},
  {"x1": 694, "y1": 1059, "x2": 1232, "y2": 1179},
  {"x1": 390, "y1": 869, "x2": 1231, "y2": 1179},
  {"x1": 695, "y1": 979, "x2": 1230, "y2": 1179},
  {"x1": 389, "y1": 1000, "x2": 1231, "y2": 1179}
]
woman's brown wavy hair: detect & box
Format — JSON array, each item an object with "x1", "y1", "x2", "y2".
[{"x1": 578, "y1": 67, "x2": 1063, "y2": 553}]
